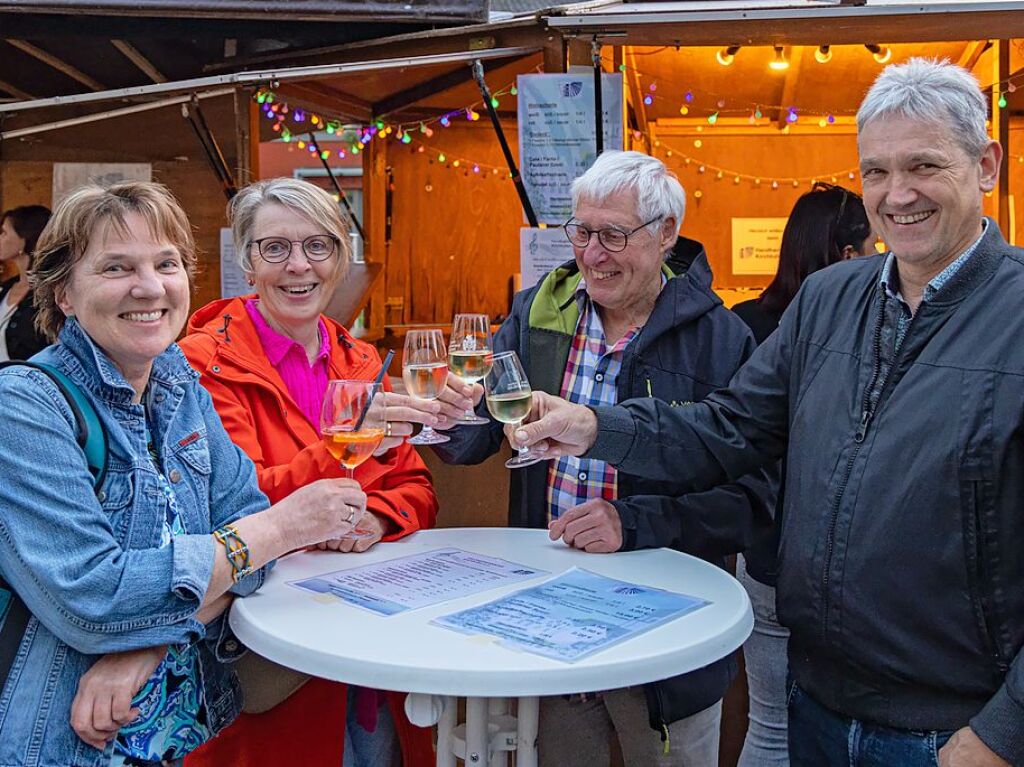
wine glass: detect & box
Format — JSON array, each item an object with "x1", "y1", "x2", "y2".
[
  {"x1": 484, "y1": 351, "x2": 547, "y2": 469},
  {"x1": 402, "y1": 329, "x2": 450, "y2": 446},
  {"x1": 320, "y1": 380, "x2": 386, "y2": 538},
  {"x1": 448, "y1": 313, "x2": 493, "y2": 426}
]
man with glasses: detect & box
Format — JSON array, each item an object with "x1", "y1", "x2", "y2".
[
  {"x1": 433, "y1": 150, "x2": 775, "y2": 766},
  {"x1": 513, "y1": 60, "x2": 1023, "y2": 767}
]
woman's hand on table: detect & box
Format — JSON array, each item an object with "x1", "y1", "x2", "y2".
[
  {"x1": 432, "y1": 373, "x2": 483, "y2": 430},
  {"x1": 70, "y1": 645, "x2": 167, "y2": 749},
  {"x1": 275, "y1": 478, "x2": 367, "y2": 548},
  {"x1": 373, "y1": 391, "x2": 444, "y2": 454},
  {"x1": 314, "y1": 510, "x2": 389, "y2": 553}
]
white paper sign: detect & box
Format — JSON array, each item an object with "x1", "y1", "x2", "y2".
[
  {"x1": 289, "y1": 548, "x2": 548, "y2": 616},
  {"x1": 517, "y1": 73, "x2": 624, "y2": 224},
  {"x1": 52, "y1": 163, "x2": 152, "y2": 205},
  {"x1": 219, "y1": 228, "x2": 249, "y2": 298},
  {"x1": 731, "y1": 218, "x2": 787, "y2": 276},
  {"x1": 520, "y1": 227, "x2": 575, "y2": 289},
  {"x1": 435, "y1": 567, "x2": 710, "y2": 663}
]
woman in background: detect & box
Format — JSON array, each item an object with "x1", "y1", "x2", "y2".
[
  {"x1": 0, "y1": 205, "x2": 51, "y2": 360},
  {"x1": 180, "y1": 177, "x2": 439, "y2": 767},
  {"x1": 731, "y1": 183, "x2": 873, "y2": 767}
]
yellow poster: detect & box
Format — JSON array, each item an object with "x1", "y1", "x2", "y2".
[{"x1": 731, "y1": 218, "x2": 787, "y2": 276}]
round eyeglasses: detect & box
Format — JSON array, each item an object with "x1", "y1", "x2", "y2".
[
  {"x1": 563, "y1": 217, "x2": 661, "y2": 253},
  {"x1": 250, "y1": 235, "x2": 339, "y2": 263}
]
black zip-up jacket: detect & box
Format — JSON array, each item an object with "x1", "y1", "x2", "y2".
[
  {"x1": 587, "y1": 220, "x2": 1024, "y2": 764},
  {"x1": 0, "y1": 279, "x2": 46, "y2": 361},
  {"x1": 435, "y1": 252, "x2": 776, "y2": 731}
]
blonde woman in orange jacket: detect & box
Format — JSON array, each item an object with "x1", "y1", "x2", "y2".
[{"x1": 180, "y1": 178, "x2": 441, "y2": 767}]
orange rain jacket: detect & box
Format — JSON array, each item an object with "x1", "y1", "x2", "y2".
[{"x1": 179, "y1": 295, "x2": 437, "y2": 767}]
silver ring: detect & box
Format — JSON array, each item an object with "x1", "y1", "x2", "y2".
[
  {"x1": 343, "y1": 504, "x2": 356, "y2": 523},
  {"x1": 385, "y1": 421, "x2": 393, "y2": 438}
]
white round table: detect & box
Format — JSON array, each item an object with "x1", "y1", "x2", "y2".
[{"x1": 230, "y1": 527, "x2": 752, "y2": 766}]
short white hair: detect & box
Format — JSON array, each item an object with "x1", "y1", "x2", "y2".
[
  {"x1": 857, "y1": 58, "x2": 989, "y2": 158},
  {"x1": 571, "y1": 150, "x2": 686, "y2": 230},
  {"x1": 230, "y1": 177, "x2": 352, "y2": 274}
]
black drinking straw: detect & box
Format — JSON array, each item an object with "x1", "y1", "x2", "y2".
[{"x1": 353, "y1": 349, "x2": 394, "y2": 430}]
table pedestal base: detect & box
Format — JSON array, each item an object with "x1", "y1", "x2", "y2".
[{"x1": 406, "y1": 693, "x2": 539, "y2": 767}]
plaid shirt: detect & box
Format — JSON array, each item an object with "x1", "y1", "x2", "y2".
[{"x1": 546, "y1": 279, "x2": 657, "y2": 521}]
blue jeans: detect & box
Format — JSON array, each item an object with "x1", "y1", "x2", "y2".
[
  {"x1": 737, "y1": 554, "x2": 791, "y2": 767},
  {"x1": 343, "y1": 686, "x2": 398, "y2": 767},
  {"x1": 787, "y1": 681, "x2": 955, "y2": 767}
]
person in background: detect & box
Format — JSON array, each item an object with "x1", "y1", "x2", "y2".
[
  {"x1": 730, "y1": 184, "x2": 873, "y2": 767},
  {"x1": 0, "y1": 181, "x2": 364, "y2": 767},
  {"x1": 433, "y1": 150, "x2": 775, "y2": 767},
  {"x1": 179, "y1": 177, "x2": 439, "y2": 767},
  {"x1": 0, "y1": 204, "x2": 51, "y2": 361}
]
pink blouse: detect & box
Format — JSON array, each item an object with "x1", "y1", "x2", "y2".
[{"x1": 245, "y1": 299, "x2": 331, "y2": 431}]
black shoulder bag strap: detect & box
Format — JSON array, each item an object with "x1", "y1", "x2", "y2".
[{"x1": 0, "y1": 360, "x2": 107, "y2": 691}]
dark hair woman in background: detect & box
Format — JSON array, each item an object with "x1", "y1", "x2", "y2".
[
  {"x1": 730, "y1": 184, "x2": 873, "y2": 767},
  {"x1": 0, "y1": 205, "x2": 51, "y2": 361}
]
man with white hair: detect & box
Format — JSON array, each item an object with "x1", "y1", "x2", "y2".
[
  {"x1": 512, "y1": 60, "x2": 1022, "y2": 766},
  {"x1": 433, "y1": 150, "x2": 775, "y2": 765}
]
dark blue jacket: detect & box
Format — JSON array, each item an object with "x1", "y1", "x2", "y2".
[
  {"x1": 436, "y1": 253, "x2": 776, "y2": 730},
  {"x1": 587, "y1": 220, "x2": 1024, "y2": 764}
]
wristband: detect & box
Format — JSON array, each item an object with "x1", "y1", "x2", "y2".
[{"x1": 213, "y1": 523, "x2": 253, "y2": 583}]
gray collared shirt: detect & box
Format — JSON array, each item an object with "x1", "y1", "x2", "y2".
[{"x1": 878, "y1": 219, "x2": 987, "y2": 353}]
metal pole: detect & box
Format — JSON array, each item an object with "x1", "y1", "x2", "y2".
[
  {"x1": 471, "y1": 59, "x2": 539, "y2": 227},
  {"x1": 0, "y1": 88, "x2": 234, "y2": 140},
  {"x1": 182, "y1": 104, "x2": 236, "y2": 201},
  {"x1": 306, "y1": 132, "x2": 367, "y2": 242},
  {"x1": 592, "y1": 38, "x2": 603, "y2": 156},
  {"x1": 191, "y1": 96, "x2": 237, "y2": 197}
]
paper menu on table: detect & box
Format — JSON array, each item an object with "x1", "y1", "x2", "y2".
[
  {"x1": 434, "y1": 567, "x2": 710, "y2": 662},
  {"x1": 289, "y1": 548, "x2": 548, "y2": 616}
]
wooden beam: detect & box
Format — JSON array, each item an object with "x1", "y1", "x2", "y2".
[
  {"x1": 625, "y1": 46, "x2": 650, "y2": 153},
  {"x1": 543, "y1": 37, "x2": 566, "y2": 73},
  {"x1": 957, "y1": 39, "x2": 991, "y2": 75},
  {"x1": 373, "y1": 64, "x2": 476, "y2": 117},
  {"x1": 4, "y1": 39, "x2": 105, "y2": 91},
  {"x1": 0, "y1": 78, "x2": 34, "y2": 101},
  {"x1": 775, "y1": 45, "x2": 803, "y2": 130},
  {"x1": 993, "y1": 40, "x2": 1010, "y2": 232},
  {"x1": 111, "y1": 39, "x2": 167, "y2": 83},
  {"x1": 276, "y1": 82, "x2": 372, "y2": 123}
]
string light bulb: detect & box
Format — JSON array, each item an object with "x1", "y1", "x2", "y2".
[
  {"x1": 769, "y1": 46, "x2": 790, "y2": 71},
  {"x1": 814, "y1": 45, "x2": 832, "y2": 64},
  {"x1": 716, "y1": 46, "x2": 740, "y2": 66},
  {"x1": 865, "y1": 44, "x2": 892, "y2": 64}
]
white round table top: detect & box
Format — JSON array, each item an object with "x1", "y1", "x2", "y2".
[{"x1": 230, "y1": 527, "x2": 752, "y2": 698}]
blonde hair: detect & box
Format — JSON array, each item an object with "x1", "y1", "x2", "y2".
[
  {"x1": 229, "y1": 177, "x2": 352, "y2": 274},
  {"x1": 30, "y1": 181, "x2": 196, "y2": 341}
]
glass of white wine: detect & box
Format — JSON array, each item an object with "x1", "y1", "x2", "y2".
[
  {"x1": 402, "y1": 329, "x2": 450, "y2": 446},
  {"x1": 484, "y1": 351, "x2": 547, "y2": 469},
  {"x1": 320, "y1": 379, "x2": 386, "y2": 538},
  {"x1": 449, "y1": 313, "x2": 493, "y2": 426}
]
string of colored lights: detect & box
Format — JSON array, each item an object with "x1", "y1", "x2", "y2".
[
  {"x1": 253, "y1": 76, "x2": 1024, "y2": 196},
  {"x1": 622, "y1": 55, "x2": 1024, "y2": 121}
]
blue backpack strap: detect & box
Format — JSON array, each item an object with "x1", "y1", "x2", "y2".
[
  {"x1": 0, "y1": 360, "x2": 108, "y2": 692},
  {"x1": 0, "y1": 361, "x2": 107, "y2": 491}
]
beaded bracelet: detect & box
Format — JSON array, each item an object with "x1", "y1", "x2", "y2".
[{"x1": 213, "y1": 523, "x2": 253, "y2": 583}]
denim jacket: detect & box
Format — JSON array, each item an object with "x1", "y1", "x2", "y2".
[{"x1": 0, "y1": 318, "x2": 270, "y2": 767}]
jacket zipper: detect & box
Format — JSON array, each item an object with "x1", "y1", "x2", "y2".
[
  {"x1": 820, "y1": 291, "x2": 893, "y2": 641},
  {"x1": 969, "y1": 481, "x2": 1011, "y2": 674}
]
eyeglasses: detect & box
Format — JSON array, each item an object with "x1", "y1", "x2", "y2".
[
  {"x1": 250, "y1": 235, "x2": 338, "y2": 263},
  {"x1": 811, "y1": 182, "x2": 861, "y2": 228},
  {"x1": 563, "y1": 217, "x2": 661, "y2": 253}
]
